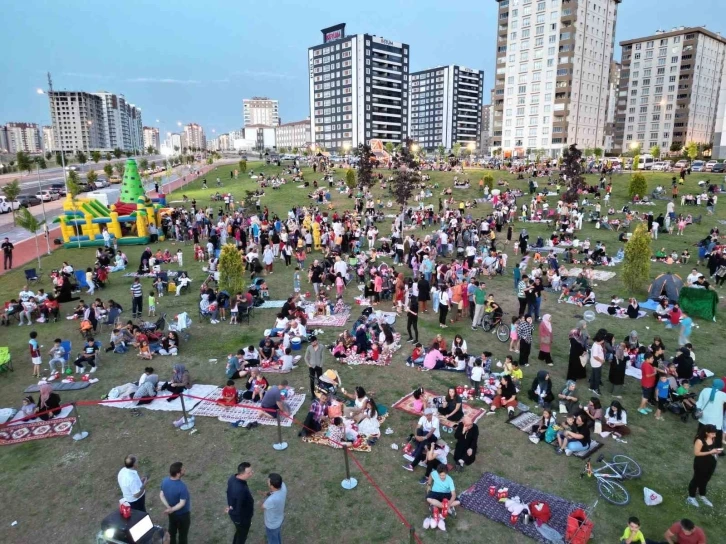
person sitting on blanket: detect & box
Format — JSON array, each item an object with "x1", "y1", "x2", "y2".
[
  {"x1": 558, "y1": 380, "x2": 579, "y2": 413},
  {"x1": 405, "y1": 343, "x2": 425, "y2": 367},
  {"x1": 607, "y1": 296, "x2": 623, "y2": 316},
  {"x1": 366, "y1": 342, "x2": 381, "y2": 363},
  {"x1": 338, "y1": 330, "x2": 356, "y2": 350},
  {"x1": 20, "y1": 395, "x2": 37, "y2": 418},
  {"x1": 626, "y1": 299, "x2": 641, "y2": 319},
  {"x1": 420, "y1": 440, "x2": 450, "y2": 485},
  {"x1": 275, "y1": 347, "x2": 295, "y2": 372},
  {"x1": 259, "y1": 338, "x2": 277, "y2": 366},
  {"x1": 557, "y1": 412, "x2": 591, "y2": 455},
  {"x1": 603, "y1": 400, "x2": 630, "y2": 435},
  {"x1": 220, "y1": 380, "x2": 239, "y2": 406},
  {"x1": 503, "y1": 356, "x2": 523, "y2": 387},
  {"x1": 240, "y1": 369, "x2": 269, "y2": 402},
  {"x1": 354, "y1": 324, "x2": 371, "y2": 354},
  {"x1": 527, "y1": 370, "x2": 555, "y2": 406},
  {"x1": 446, "y1": 349, "x2": 468, "y2": 372},
  {"x1": 411, "y1": 388, "x2": 426, "y2": 414},
  {"x1": 379, "y1": 323, "x2": 396, "y2": 347},
  {"x1": 133, "y1": 373, "x2": 159, "y2": 405},
  {"x1": 340, "y1": 386, "x2": 372, "y2": 423},
  {"x1": 581, "y1": 397, "x2": 603, "y2": 430},
  {"x1": 402, "y1": 408, "x2": 441, "y2": 473},
  {"x1": 423, "y1": 342, "x2": 446, "y2": 370},
  {"x1": 225, "y1": 351, "x2": 249, "y2": 380},
  {"x1": 453, "y1": 416, "x2": 479, "y2": 469},
  {"x1": 356, "y1": 397, "x2": 381, "y2": 436},
  {"x1": 36, "y1": 384, "x2": 62, "y2": 421},
  {"x1": 431, "y1": 334, "x2": 448, "y2": 355},
  {"x1": 488, "y1": 375, "x2": 518, "y2": 418},
  {"x1": 259, "y1": 379, "x2": 289, "y2": 419},
  {"x1": 425, "y1": 464, "x2": 460, "y2": 524},
  {"x1": 437, "y1": 387, "x2": 464, "y2": 423},
  {"x1": 299, "y1": 391, "x2": 329, "y2": 437},
  {"x1": 159, "y1": 364, "x2": 191, "y2": 402},
  {"x1": 242, "y1": 345, "x2": 261, "y2": 367},
  {"x1": 529, "y1": 407, "x2": 556, "y2": 443},
  {"x1": 325, "y1": 416, "x2": 354, "y2": 448},
  {"x1": 575, "y1": 288, "x2": 596, "y2": 307}
]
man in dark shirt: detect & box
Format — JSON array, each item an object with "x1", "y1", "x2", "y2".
[
  {"x1": 310, "y1": 261, "x2": 323, "y2": 295},
  {"x1": 260, "y1": 379, "x2": 288, "y2": 419},
  {"x1": 226, "y1": 462, "x2": 254, "y2": 544},
  {"x1": 1, "y1": 237, "x2": 14, "y2": 270}
]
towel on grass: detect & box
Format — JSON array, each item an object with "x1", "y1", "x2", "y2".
[
  {"x1": 595, "y1": 303, "x2": 646, "y2": 319},
  {"x1": 100, "y1": 384, "x2": 218, "y2": 412},
  {"x1": 188, "y1": 389, "x2": 305, "y2": 427}
]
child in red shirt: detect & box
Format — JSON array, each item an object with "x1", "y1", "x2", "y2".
[
  {"x1": 407, "y1": 343, "x2": 424, "y2": 367},
  {"x1": 368, "y1": 343, "x2": 381, "y2": 363},
  {"x1": 638, "y1": 353, "x2": 657, "y2": 414},
  {"x1": 220, "y1": 380, "x2": 238, "y2": 406}
]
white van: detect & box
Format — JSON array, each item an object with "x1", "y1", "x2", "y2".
[{"x1": 637, "y1": 155, "x2": 655, "y2": 170}]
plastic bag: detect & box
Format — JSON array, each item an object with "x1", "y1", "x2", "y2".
[{"x1": 644, "y1": 487, "x2": 662, "y2": 506}]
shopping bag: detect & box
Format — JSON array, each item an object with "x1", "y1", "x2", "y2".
[
  {"x1": 565, "y1": 508, "x2": 593, "y2": 544},
  {"x1": 644, "y1": 487, "x2": 662, "y2": 506}
]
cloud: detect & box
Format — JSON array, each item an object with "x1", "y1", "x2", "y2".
[
  {"x1": 235, "y1": 70, "x2": 297, "y2": 80},
  {"x1": 125, "y1": 77, "x2": 230, "y2": 85},
  {"x1": 61, "y1": 72, "x2": 112, "y2": 80}
]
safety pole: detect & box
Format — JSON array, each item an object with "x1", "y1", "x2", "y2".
[
  {"x1": 409, "y1": 525, "x2": 415, "y2": 544},
  {"x1": 272, "y1": 411, "x2": 288, "y2": 451},
  {"x1": 71, "y1": 402, "x2": 89, "y2": 441},
  {"x1": 179, "y1": 393, "x2": 194, "y2": 431},
  {"x1": 341, "y1": 446, "x2": 358, "y2": 490}
]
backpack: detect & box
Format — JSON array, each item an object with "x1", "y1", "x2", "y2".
[{"x1": 544, "y1": 424, "x2": 558, "y2": 444}]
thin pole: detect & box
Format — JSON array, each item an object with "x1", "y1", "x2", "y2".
[
  {"x1": 340, "y1": 445, "x2": 357, "y2": 489},
  {"x1": 272, "y1": 411, "x2": 288, "y2": 451},
  {"x1": 71, "y1": 402, "x2": 89, "y2": 440},
  {"x1": 409, "y1": 525, "x2": 415, "y2": 544},
  {"x1": 36, "y1": 162, "x2": 51, "y2": 255},
  {"x1": 178, "y1": 392, "x2": 195, "y2": 431}
]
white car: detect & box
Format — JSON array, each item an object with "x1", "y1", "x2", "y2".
[
  {"x1": 0, "y1": 195, "x2": 21, "y2": 213},
  {"x1": 36, "y1": 190, "x2": 59, "y2": 202},
  {"x1": 651, "y1": 162, "x2": 668, "y2": 171},
  {"x1": 93, "y1": 179, "x2": 109, "y2": 189}
]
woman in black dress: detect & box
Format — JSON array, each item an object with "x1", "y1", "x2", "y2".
[
  {"x1": 687, "y1": 424, "x2": 721, "y2": 507},
  {"x1": 36, "y1": 384, "x2": 62, "y2": 421},
  {"x1": 417, "y1": 276, "x2": 431, "y2": 313},
  {"x1": 453, "y1": 417, "x2": 479, "y2": 469},
  {"x1": 438, "y1": 387, "x2": 464, "y2": 422},
  {"x1": 567, "y1": 328, "x2": 588, "y2": 381},
  {"x1": 608, "y1": 340, "x2": 627, "y2": 397}
]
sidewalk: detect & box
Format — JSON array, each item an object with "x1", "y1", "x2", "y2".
[{"x1": 0, "y1": 161, "x2": 225, "y2": 277}]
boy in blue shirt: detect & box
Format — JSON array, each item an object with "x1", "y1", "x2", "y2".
[
  {"x1": 654, "y1": 374, "x2": 671, "y2": 421},
  {"x1": 425, "y1": 464, "x2": 460, "y2": 531}
]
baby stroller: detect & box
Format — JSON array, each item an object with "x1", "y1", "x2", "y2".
[
  {"x1": 168, "y1": 312, "x2": 191, "y2": 342},
  {"x1": 137, "y1": 314, "x2": 167, "y2": 342},
  {"x1": 667, "y1": 388, "x2": 698, "y2": 423}
]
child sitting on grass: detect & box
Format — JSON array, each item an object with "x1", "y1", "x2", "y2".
[
  {"x1": 406, "y1": 343, "x2": 424, "y2": 367},
  {"x1": 137, "y1": 341, "x2": 153, "y2": 360},
  {"x1": 619, "y1": 516, "x2": 646, "y2": 544}
]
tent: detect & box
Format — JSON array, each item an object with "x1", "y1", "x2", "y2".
[{"x1": 648, "y1": 272, "x2": 683, "y2": 303}]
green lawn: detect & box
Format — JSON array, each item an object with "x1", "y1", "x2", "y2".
[{"x1": 0, "y1": 160, "x2": 724, "y2": 544}]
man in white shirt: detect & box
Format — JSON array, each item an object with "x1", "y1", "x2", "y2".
[
  {"x1": 18, "y1": 286, "x2": 35, "y2": 303},
  {"x1": 118, "y1": 455, "x2": 147, "y2": 512},
  {"x1": 403, "y1": 408, "x2": 441, "y2": 473},
  {"x1": 589, "y1": 335, "x2": 605, "y2": 396},
  {"x1": 333, "y1": 257, "x2": 348, "y2": 280},
  {"x1": 686, "y1": 268, "x2": 700, "y2": 286}
]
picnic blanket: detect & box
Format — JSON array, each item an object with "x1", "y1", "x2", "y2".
[
  {"x1": 459, "y1": 472, "x2": 585, "y2": 544},
  {"x1": 0, "y1": 415, "x2": 76, "y2": 446},
  {"x1": 595, "y1": 303, "x2": 647, "y2": 319},
  {"x1": 343, "y1": 334, "x2": 402, "y2": 366},
  {"x1": 392, "y1": 389, "x2": 486, "y2": 424},
  {"x1": 301, "y1": 414, "x2": 389, "y2": 452},
  {"x1": 626, "y1": 364, "x2": 714, "y2": 381},
  {"x1": 8, "y1": 405, "x2": 74, "y2": 424},
  {"x1": 508, "y1": 412, "x2": 603, "y2": 458},
  {"x1": 257, "y1": 300, "x2": 287, "y2": 309},
  {"x1": 305, "y1": 312, "x2": 350, "y2": 327},
  {"x1": 188, "y1": 389, "x2": 305, "y2": 427},
  {"x1": 566, "y1": 268, "x2": 617, "y2": 281},
  {"x1": 24, "y1": 381, "x2": 92, "y2": 393},
  {"x1": 100, "y1": 384, "x2": 218, "y2": 412}
]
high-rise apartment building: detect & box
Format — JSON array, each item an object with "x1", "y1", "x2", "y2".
[
  {"x1": 481, "y1": 104, "x2": 493, "y2": 155},
  {"x1": 491, "y1": 0, "x2": 620, "y2": 158},
  {"x1": 308, "y1": 23, "x2": 410, "y2": 150},
  {"x1": 4, "y1": 122, "x2": 42, "y2": 153},
  {"x1": 143, "y1": 127, "x2": 160, "y2": 152},
  {"x1": 218, "y1": 133, "x2": 231, "y2": 151},
  {"x1": 42, "y1": 126, "x2": 54, "y2": 152},
  {"x1": 47, "y1": 90, "x2": 143, "y2": 153},
  {"x1": 408, "y1": 65, "x2": 484, "y2": 151},
  {"x1": 0, "y1": 126, "x2": 8, "y2": 153},
  {"x1": 243, "y1": 97, "x2": 280, "y2": 127},
  {"x1": 275, "y1": 119, "x2": 312, "y2": 150},
  {"x1": 715, "y1": 73, "x2": 726, "y2": 159},
  {"x1": 182, "y1": 123, "x2": 206, "y2": 150},
  {"x1": 604, "y1": 61, "x2": 621, "y2": 151},
  {"x1": 614, "y1": 27, "x2": 726, "y2": 155}
]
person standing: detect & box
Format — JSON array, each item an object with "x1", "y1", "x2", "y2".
[
  {"x1": 406, "y1": 294, "x2": 419, "y2": 344},
  {"x1": 130, "y1": 277, "x2": 144, "y2": 318},
  {"x1": 471, "y1": 281, "x2": 486, "y2": 330},
  {"x1": 262, "y1": 473, "x2": 287, "y2": 544},
  {"x1": 118, "y1": 454, "x2": 148, "y2": 513},
  {"x1": 226, "y1": 462, "x2": 254, "y2": 544},
  {"x1": 1, "y1": 237, "x2": 14, "y2": 270},
  {"x1": 589, "y1": 332, "x2": 605, "y2": 396},
  {"x1": 160, "y1": 462, "x2": 191, "y2": 544},
  {"x1": 517, "y1": 314, "x2": 534, "y2": 367},
  {"x1": 695, "y1": 379, "x2": 726, "y2": 452},
  {"x1": 304, "y1": 335, "x2": 324, "y2": 397},
  {"x1": 687, "y1": 424, "x2": 721, "y2": 508},
  {"x1": 517, "y1": 274, "x2": 529, "y2": 315},
  {"x1": 438, "y1": 285, "x2": 450, "y2": 329}
]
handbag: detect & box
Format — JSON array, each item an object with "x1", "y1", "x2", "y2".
[
  {"x1": 694, "y1": 398, "x2": 711, "y2": 420},
  {"x1": 579, "y1": 350, "x2": 589, "y2": 367}
]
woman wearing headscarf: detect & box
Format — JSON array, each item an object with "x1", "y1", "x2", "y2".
[
  {"x1": 354, "y1": 325, "x2": 371, "y2": 354},
  {"x1": 453, "y1": 416, "x2": 479, "y2": 470},
  {"x1": 518, "y1": 229, "x2": 529, "y2": 254},
  {"x1": 537, "y1": 314, "x2": 554, "y2": 366},
  {"x1": 624, "y1": 330, "x2": 639, "y2": 350},
  {"x1": 566, "y1": 329, "x2": 588, "y2": 381},
  {"x1": 696, "y1": 379, "x2": 726, "y2": 452},
  {"x1": 527, "y1": 370, "x2": 554, "y2": 405},
  {"x1": 558, "y1": 380, "x2": 579, "y2": 413},
  {"x1": 36, "y1": 384, "x2": 62, "y2": 420},
  {"x1": 577, "y1": 320, "x2": 590, "y2": 349},
  {"x1": 160, "y1": 364, "x2": 191, "y2": 401},
  {"x1": 133, "y1": 373, "x2": 159, "y2": 405},
  {"x1": 608, "y1": 339, "x2": 627, "y2": 398}
]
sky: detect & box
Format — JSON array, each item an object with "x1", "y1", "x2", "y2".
[{"x1": 1, "y1": 0, "x2": 724, "y2": 138}]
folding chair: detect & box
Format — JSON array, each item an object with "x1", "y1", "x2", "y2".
[
  {"x1": 24, "y1": 268, "x2": 39, "y2": 284},
  {"x1": 75, "y1": 270, "x2": 89, "y2": 289},
  {"x1": 59, "y1": 340, "x2": 72, "y2": 373},
  {"x1": 103, "y1": 307, "x2": 122, "y2": 328},
  {"x1": 0, "y1": 347, "x2": 13, "y2": 375},
  {"x1": 237, "y1": 304, "x2": 253, "y2": 325}
]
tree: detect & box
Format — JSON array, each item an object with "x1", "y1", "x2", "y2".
[
  {"x1": 16, "y1": 151, "x2": 32, "y2": 174},
  {"x1": 632, "y1": 154, "x2": 640, "y2": 170},
  {"x1": 91, "y1": 150, "x2": 101, "y2": 164},
  {"x1": 628, "y1": 172, "x2": 647, "y2": 199},
  {"x1": 279, "y1": 147, "x2": 288, "y2": 154},
  {"x1": 493, "y1": 148, "x2": 502, "y2": 158},
  {"x1": 622, "y1": 223, "x2": 651, "y2": 293},
  {"x1": 113, "y1": 148, "x2": 123, "y2": 159},
  {"x1": 150, "y1": 161, "x2": 156, "y2": 170},
  {"x1": 292, "y1": 147, "x2": 299, "y2": 155},
  {"x1": 483, "y1": 173, "x2": 494, "y2": 191},
  {"x1": 104, "y1": 163, "x2": 114, "y2": 178},
  {"x1": 86, "y1": 170, "x2": 98, "y2": 187},
  {"x1": 76, "y1": 151, "x2": 87, "y2": 165},
  {"x1": 583, "y1": 147, "x2": 594, "y2": 158},
  {"x1": 628, "y1": 143, "x2": 642, "y2": 158},
  {"x1": 35, "y1": 157, "x2": 47, "y2": 170},
  {"x1": 139, "y1": 158, "x2": 149, "y2": 172},
  {"x1": 2, "y1": 180, "x2": 21, "y2": 226},
  {"x1": 437, "y1": 145, "x2": 446, "y2": 160},
  {"x1": 345, "y1": 168, "x2": 356, "y2": 189},
  {"x1": 147, "y1": 145, "x2": 155, "y2": 155},
  {"x1": 390, "y1": 141, "x2": 420, "y2": 206},
  {"x1": 670, "y1": 142, "x2": 683, "y2": 153},
  {"x1": 45, "y1": 151, "x2": 52, "y2": 160},
  {"x1": 15, "y1": 207, "x2": 45, "y2": 269},
  {"x1": 593, "y1": 148, "x2": 603, "y2": 160},
  {"x1": 384, "y1": 142, "x2": 394, "y2": 155},
  {"x1": 218, "y1": 244, "x2": 246, "y2": 294},
  {"x1": 650, "y1": 145, "x2": 661, "y2": 160},
  {"x1": 55, "y1": 152, "x2": 64, "y2": 166},
  {"x1": 452, "y1": 142, "x2": 462, "y2": 158},
  {"x1": 238, "y1": 160, "x2": 247, "y2": 174},
  {"x1": 685, "y1": 142, "x2": 699, "y2": 161},
  {"x1": 561, "y1": 144, "x2": 586, "y2": 204},
  {"x1": 115, "y1": 163, "x2": 125, "y2": 178},
  {"x1": 173, "y1": 146, "x2": 180, "y2": 154},
  {"x1": 66, "y1": 171, "x2": 84, "y2": 244},
  {"x1": 125, "y1": 150, "x2": 133, "y2": 158},
  {"x1": 355, "y1": 143, "x2": 376, "y2": 191}
]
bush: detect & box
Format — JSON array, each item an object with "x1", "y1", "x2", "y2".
[
  {"x1": 238, "y1": 160, "x2": 247, "y2": 174},
  {"x1": 622, "y1": 224, "x2": 651, "y2": 293},
  {"x1": 483, "y1": 173, "x2": 494, "y2": 190},
  {"x1": 628, "y1": 172, "x2": 647, "y2": 199},
  {"x1": 345, "y1": 168, "x2": 356, "y2": 189},
  {"x1": 632, "y1": 154, "x2": 640, "y2": 170},
  {"x1": 218, "y1": 245, "x2": 246, "y2": 295}
]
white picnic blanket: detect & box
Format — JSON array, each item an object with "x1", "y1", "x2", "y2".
[
  {"x1": 595, "y1": 303, "x2": 646, "y2": 319},
  {"x1": 99, "y1": 384, "x2": 218, "y2": 412},
  {"x1": 8, "y1": 405, "x2": 74, "y2": 424},
  {"x1": 567, "y1": 268, "x2": 617, "y2": 281}
]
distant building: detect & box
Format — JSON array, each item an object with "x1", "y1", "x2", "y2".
[
  {"x1": 0, "y1": 126, "x2": 8, "y2": 153},
  {"x1": 4, "y1": 123, "x2": 42, "y2": 154},
  {"x1": 481, "y1": 104, "x2": 493, "y2": 155},
  {"x1": 604, "y1": 62, "x2": 621, "y2": 152},
  {"x1": 42, "y1": 126, "x2": 54, "y2": 152},
  {"x1": 409, "y1": 65, "x2": 483, "y2": 151},
  {"x1": 181, "y1": 123, "x2": 206, "y2": 151},
  {"x1": 143, "y1": 126, "x2": 160, "y2": 152},
  {"x1": 275, "y1": 119, "x2": 312, "y2": 150},
  {"x1": 218, "y1": 133, "x2": 231, "y2": 151},
  {"x1": 243, "y1": 97, "x2": 280, "y2": 127}
]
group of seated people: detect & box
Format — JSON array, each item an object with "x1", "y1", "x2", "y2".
[
  {"x1": 329, "y1": 321, "x2": 397, "y2": 363},
  {"x1": 225, "y1": 338, "x2": 297, "y2": 376},
  {"x1": 129, "y1": 364, "x2": 191, "y2": 404},
  {"x1": 2, "y1": 286, "x2": 61, "y2": 326}
]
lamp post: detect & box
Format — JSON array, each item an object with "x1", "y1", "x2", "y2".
[{"x1": 35, "y1": 160, "x2": 52, "y2": 255}]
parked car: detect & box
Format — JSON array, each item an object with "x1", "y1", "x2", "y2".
[
  {"x1": 691, "y1": 160, "x2": 706, "y2": 172},
  {"x1": 36, "y1": 190, "x2": 59, "y2": 202},
  {"x1": 705, "y1": 160, "x2": 718, "y2": 172},
  {"x1": 652, "y1": 162, "x2": 667, "y2": 171},
  {"x1": 64, "y1": 165, "x2": 79, "y2": 172},
  {"x1": 109, "y1": 176, "x2": 122, "y2": 184},
  {"x1": 674, "y1": 160, "x2": 689, "y2": 169},
  {"x1": 92, "y1": 178, "x2": 109, "y2": 189},
  {"x1": 50, "y1": 183, "x2": 67, "y2": 196},
  {"x1": 0, "y1": 196, "x2": 20, "y2": 213},
  {"x1": 17, "y1": 195, "x2": 42, "y2": 208},
  {"x1": 712, "y1": 162, "x2": 725, "y2": 173}
]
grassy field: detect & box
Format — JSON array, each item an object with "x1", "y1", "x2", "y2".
[{"x1": 0, "y1": 160, "x2": 724, "y2": 544}]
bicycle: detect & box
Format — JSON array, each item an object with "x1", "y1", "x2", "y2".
[
  {"x1": 479, "y1": 311, "x2": 509, "y2": 343},
  {"x1": 580, "y1": 454, "x2": 642, "y2": 505}
]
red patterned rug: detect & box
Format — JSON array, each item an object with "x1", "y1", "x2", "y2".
[
  {"x1": 0, "y1": 416, "x2": 76, "y2": 446},
  {"x1": 392, "y1": 389, "x2": 486, "y2": 424}
]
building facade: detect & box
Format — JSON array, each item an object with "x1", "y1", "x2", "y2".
[
  {"x1": 604, "y1": 61, "x2": 621, "y2": 152},
  {"x1": 275, "y1": 119, "x2": 312, "y2": 150},
  {"x1": 243, "y1": 97, "x2": 280, "y2": 127},
  {"x1": 143, "y1": 127, "x2": 160, "y2": 152},
  {"x1": 47, "y1": 91, "x2": 107, "y2": 153},
  {"x1": 182, "y1": 123, "x2": 206, "y2": 151},
  {"x1": 481, "y1": 104, "x2": 493, "y2": 155},
  {"x1": 715, "y1": 72, "x2": 726, "y2": 159},
  {"x1": 42, "y1": 126, "x2": 54, "y2": 152},
  {"x1": 218, "y1": 133, "x2": 231, "y2": 151},
  {"x1": 491, "y1": 0, "x2": 620, "y2": 158},
  {"x1": 4, "y1": 122, "x2": 42, "y2": 154},
  {"x1": 0, "y1": 126, "x2": 8, "y2": 153},
  {"x1": 614, "y1": 27, "x2": 726, "y2": 155},
  {"x1": 308, "y1": 23, "x2": 410, "y2": 150},
  {"x1": 409, "y1": 65, "x2": 483, "y2": 151}
]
